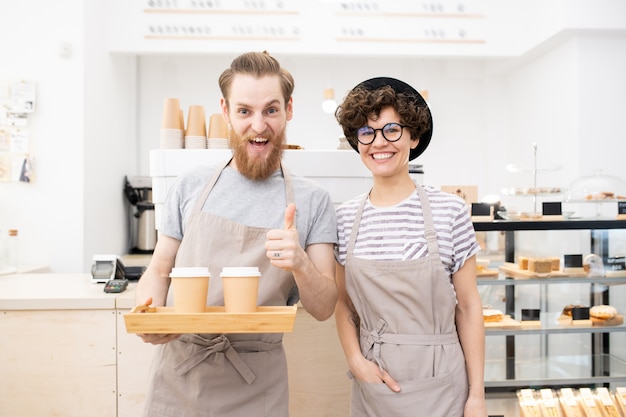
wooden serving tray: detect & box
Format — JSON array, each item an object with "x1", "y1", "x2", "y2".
[
  {"x1": 124, "y1": 305, "x2": 297, "y2": 334},
  {"x1": 557, "y1": 314, "x2": 624, "y2": 327},
  {"x1": 477, "y1": 269, "x2": 499, "y2": 278},
  {"x1": 484, "y1": 315, "x2": 521, "y2": 329},
  {"x1": 499, "y1": 262, "x2": 588, "y2": 279}
]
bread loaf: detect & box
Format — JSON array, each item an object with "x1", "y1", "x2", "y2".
[
  {"x1": 615, "y1": 387, "x2": 626, "y2": 417},
  {"x1": 518, "y1": 389, "x2": 542, "y2": 417},
  {"x1": 578, "y1": 387, "x2": 602, "y2": 417},
  {"x1": 595, "y1": 387, "x2": 620, "y2": 417},
  {"x1": 590, "y1": 305, "x2": 618, "y2": 319},
  {"x1": 558, "y1": 388, "x2": 585, "y2": 417},
  {"x1": 529, "y1": 258, "x2": 552, "y2": 273},
  {"x1": 538, "y1": 389, "x2": 561, "y2": 417},
  {"x1": 519, "y1": 256, "x2": 529, "y2": 270}
]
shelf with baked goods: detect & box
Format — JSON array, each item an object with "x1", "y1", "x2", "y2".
[
  {"x1": 483, "y1": 311, "x2": 626, "y2": 336},
  {"x1": 477, "y1": 275, "x2": 626, "y2": 286},
  {"x1": 484, "y1": 352, "x2": 626, "y2": 389},
  {"x1": 472, "y1": 218, "x2": 626, "y2": 394}
]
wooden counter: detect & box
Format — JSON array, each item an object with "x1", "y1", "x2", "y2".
[
  {"x1": 0, "y1": 274, "x2": 121, "y2": 417},
  {"x1": 0, "y1": 273, "x2": 516, "y2": 416},
  {"x1": 0, "y1": 273, "x2": 118, "y2": 309},
  {"x1": 0, "y1": 274, "x2": 351, "y2": 417}
]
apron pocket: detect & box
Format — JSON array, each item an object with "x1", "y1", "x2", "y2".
[{"x1": 356, "y1": 373, "x2": 458, "y2": 417}]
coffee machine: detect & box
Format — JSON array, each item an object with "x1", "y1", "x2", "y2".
[{"x1": 124, "y1": 176, "x2": 157, "y2": 253}]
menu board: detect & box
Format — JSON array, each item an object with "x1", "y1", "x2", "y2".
[{"x1": 108, "y1": 0, "x2": 495, "y2": 56}]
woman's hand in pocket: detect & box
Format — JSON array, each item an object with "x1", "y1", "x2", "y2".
[{"x1": 350, "y1": 355, "x2": 401, "y2": 392}]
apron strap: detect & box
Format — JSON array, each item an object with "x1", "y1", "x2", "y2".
[
  {"x1": 281, "y1": 163, "x2": 295, "y2": 205},
  {"x1": 414, "y1": 184, "x2": 441, "y2": 262},
  {"x1": 361, "y1": 320, "x2": 459, "y2": 373},
  {"x1": 346, "y1": 193, "x2": 368, "y2": 257},
  {"x1": 347, "y1": 185, "x2": 439, "y2": 260},
  {"x1": 188, "y1": 159, "x2": 295, "y2": 223},
  {"x1": 174, "y1": 334, "x2": 281, "y2": 384},
  {"x1": 190, "y1": 158, "x2": 231, "y2": 215}
]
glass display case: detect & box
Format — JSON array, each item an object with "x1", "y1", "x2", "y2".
[{"x1": 473, "y1": 219, "x2": 626, "y2": 392}]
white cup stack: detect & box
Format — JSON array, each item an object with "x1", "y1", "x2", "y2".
[{"x1": 160, "y1": 98, "x2": 184, "y2": 149}]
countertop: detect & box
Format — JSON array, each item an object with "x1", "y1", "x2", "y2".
[{"x1": 0, "y1": 273, "x2": 137, "y2": 310}]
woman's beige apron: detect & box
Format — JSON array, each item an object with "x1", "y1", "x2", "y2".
[
  {"x1": 345, "y1": 184, "x2": 468, "y2": 417},
  {"x1": 144, "y1": 160, "x2": 296, "y2": 417}
]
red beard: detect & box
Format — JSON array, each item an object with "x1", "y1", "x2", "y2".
[{"x1": 230, "y1": 129, "x2": 285, "y2": 180}]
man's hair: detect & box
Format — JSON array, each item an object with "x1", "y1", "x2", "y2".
[{"x1": 219, "y1": 51, "x2": 294, "y2": 108}]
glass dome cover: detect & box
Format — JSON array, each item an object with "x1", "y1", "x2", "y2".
[{"x1": 565, "y1": 171, "x2": 626, "y2": 202}]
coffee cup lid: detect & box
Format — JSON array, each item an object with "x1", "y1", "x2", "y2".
[
  {"x1": 169, "y1": 267, "x2": 211, "y2": 278},
  {"x1": 220, "y1": 267, "x2": 261, "y2": 277}
]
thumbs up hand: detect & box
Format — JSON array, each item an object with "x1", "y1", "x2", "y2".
[
  {"x1": 283, "y1": 202, "x2": 296, "y2": 230},
  {"x1": 266, "y1": 203, "x2": 303, "y2": 271}
]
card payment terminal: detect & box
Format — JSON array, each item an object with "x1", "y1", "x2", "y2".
[{"x1": 91, "y1": 254, "x2": 125, "y2": 284}]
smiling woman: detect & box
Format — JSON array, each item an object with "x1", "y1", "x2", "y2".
[{"x1": 333, "y1": 77, "x2": 487, "y2": 417}]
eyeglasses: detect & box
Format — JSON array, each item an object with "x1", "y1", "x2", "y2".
[{"x1": 356, "y1": 122, "x2": 407, "y2": 145}]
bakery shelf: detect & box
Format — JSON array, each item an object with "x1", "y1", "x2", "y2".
[
  {"x1": 477, "y1": 275, "x2": 626, "y2": 286},
  {"x1": 473, "y1": 219, "x2": 626, "y2": 232},
  {"x1": 484, "y1": 354, "x2": 626, "y2": 388},
  {"x1": 124, "y1": 305, "x2": 297, "y2": 334},
  {"x1": 485, "y1": 316, "x2": 626, "y2": 336}
]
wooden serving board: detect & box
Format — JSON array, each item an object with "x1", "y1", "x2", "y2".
[
  {"x1": 591, "y1": 314, "x2": 624, "y2": 326},
  {"x1": 483, "y1": 315, "x2": 521, "y2": 329},
  {"x1": 124, "y1": 305, "x2": 298, "y2": 334},
  {"x1": 557, "y1": 314, "x2": 624, "y2": 327},
  {"x1": 477, "y1": 269, "x2": 499, "y2": 278},
  {"x1": 499, "y1": 262, "x2": 588, "y2": 279}
]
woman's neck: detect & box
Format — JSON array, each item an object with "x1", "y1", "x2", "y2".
[{"x1": 369, "y1": 175, "x2": 416, "y2": 207}]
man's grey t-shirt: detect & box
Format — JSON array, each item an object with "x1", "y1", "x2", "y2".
[{"x1": 160, "y1": 161, "x2": 338, "y2": 249}]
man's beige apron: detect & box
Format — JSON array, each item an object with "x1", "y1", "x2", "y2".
[
  {"x1": 345, "y1": 184, "x2": 468, "y2": 417},
  {"x1": 144, "y1": 160, "x2": 295, "y2": 417}
]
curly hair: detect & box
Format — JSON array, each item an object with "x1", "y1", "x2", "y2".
[{"x1": 335, "y1": 84, "x2": 431, "y2": 150}]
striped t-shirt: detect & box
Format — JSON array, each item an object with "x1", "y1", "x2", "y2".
[{"x1": 335, "y1": 185, "x2": 480, "y2": 275}]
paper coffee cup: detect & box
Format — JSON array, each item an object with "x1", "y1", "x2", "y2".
[
  {"x1": 208, "y1": 113, "x2": 228, "y2": 138},
  {"x1": 161, "y1": 98, "x2": 181, "y2": 129},
  {"x1": 186, "y1": 105, "x2": 207, "y2": 137},
  {"x1": 169, "y1": 267, "x2": 210, "y2": 313},
  {"x1": 220, "y1": 267, "x2": 261, "y2": 313}
]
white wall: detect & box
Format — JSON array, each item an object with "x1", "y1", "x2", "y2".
[
  {"x1": 137, "y1": 33, "x2": 626, "y2": 215},
  {"x1": 83, "y1": 2, "x2": 136, "y2": 271},
  {"x1": 1, "y1": 1, "x2": 625, "y2": 272},
  {"x1": 0, "y1": 0, "x2": 86, "y2": 272},
  {"x1": 0, "y1": 0, "x2": 136, "y2": 272}
]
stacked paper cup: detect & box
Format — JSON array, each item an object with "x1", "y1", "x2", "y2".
[
  {"x1": 207, "y1": 114, "x2": 230, "y2": 149},
  {"x1": 184, "y1": 105, "x2": 207, "y2": 149},
  {"x1": 160, "y1": 98, "x2": 184, "y2": 149}
]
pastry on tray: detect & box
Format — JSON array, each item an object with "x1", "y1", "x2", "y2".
[
  {"x1": 483, "y1": 308, "x2": 504, "y2": 322},
  {"x1": 561, "y1": 304, "x2": 585, "y2": 317},
  {"x1": 589, "y1": 305, "x2": 623, "y2": 326}
]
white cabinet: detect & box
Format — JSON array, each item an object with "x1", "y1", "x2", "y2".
[{"x1": 149, "y1": 149, "x2": 376, "y2": 228}]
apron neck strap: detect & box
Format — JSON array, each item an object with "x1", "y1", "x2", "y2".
[
  {"x1": 346, "y1": 184, "x2": 440, "y2": 258},
  {"x1": 414, "y1": 184, "x2": 440, "y2": 258},
  {"x1": 191, "y1": 158, "x2": 294, "y2": 214}
]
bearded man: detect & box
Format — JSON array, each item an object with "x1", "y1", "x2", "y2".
[{"x1": 135, "y1": 51, "x2": 338, "y2": 417}]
